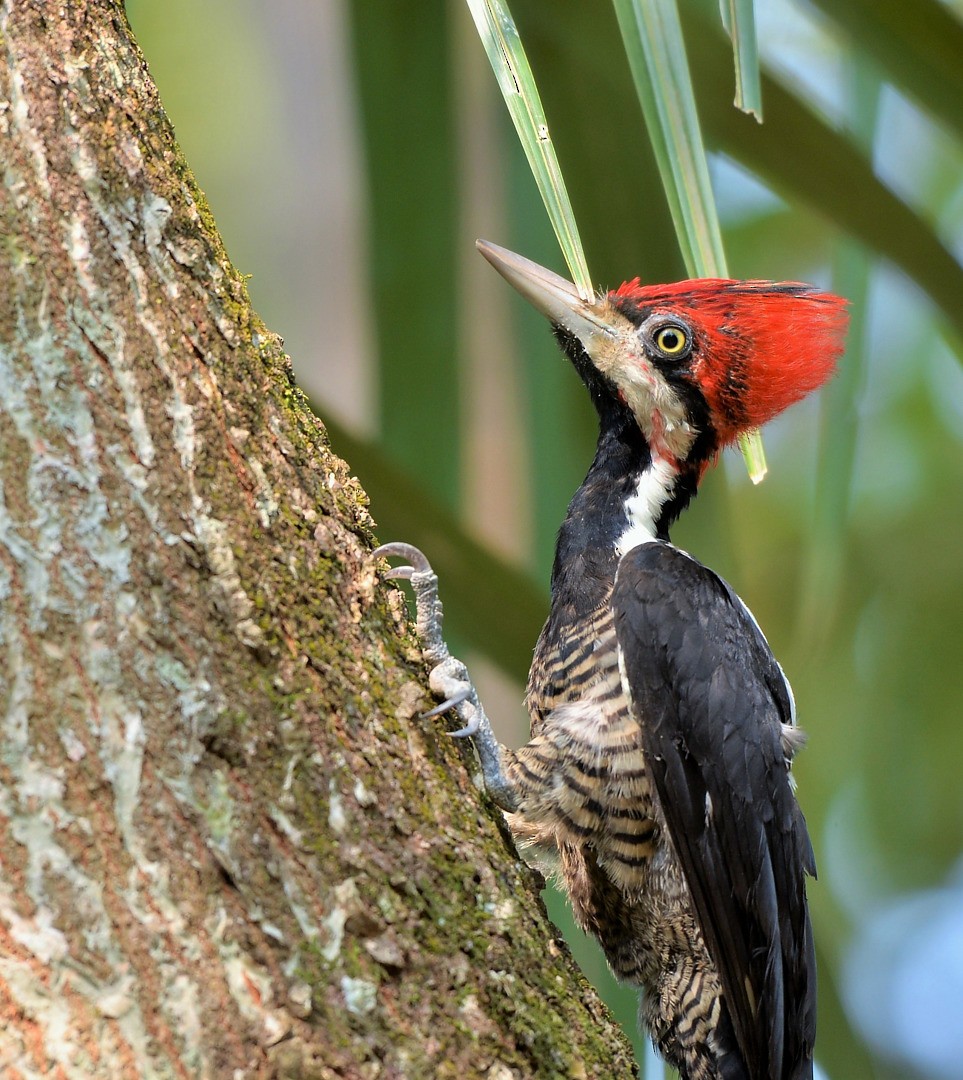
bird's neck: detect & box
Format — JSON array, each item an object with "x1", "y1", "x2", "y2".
[{"x1": 549, "y1": 414, "x2": 701, "y2": 618}]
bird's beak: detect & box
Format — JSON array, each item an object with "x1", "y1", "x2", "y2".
[{"x1": 476, "y1": 240, "x2": 618, "y2": 354}]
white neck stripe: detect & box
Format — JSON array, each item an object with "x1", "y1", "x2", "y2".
[{"x1": 616, "y1": 456, "x2": 678, "y2": 556}]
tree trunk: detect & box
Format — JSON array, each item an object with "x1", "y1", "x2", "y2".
[{"x1": 0, "y1": 2, "x2": 636, "y2": 1075}]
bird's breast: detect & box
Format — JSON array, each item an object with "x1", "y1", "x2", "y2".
[{"x1": 525, "y1": 596, "x2": 661, "y2": 899}]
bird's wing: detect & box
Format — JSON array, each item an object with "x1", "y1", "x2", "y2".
[{"x1": 612, "y1": 542, "x2": 816, "y2": 1080}]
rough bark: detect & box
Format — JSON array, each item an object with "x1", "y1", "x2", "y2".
[{"x1": 0, "y1": 2, "x2": 636, "y2": 1076}]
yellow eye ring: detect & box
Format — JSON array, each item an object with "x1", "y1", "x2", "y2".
[{"x1": 654, "y1": 324, "x2": 689, "y2": 357}]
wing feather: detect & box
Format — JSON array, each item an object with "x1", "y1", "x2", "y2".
[{"x1": 613, "y1": 542, "x2": 816, "y2": 1080}]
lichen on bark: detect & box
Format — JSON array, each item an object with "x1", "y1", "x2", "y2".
[{"x1": 0, "y1": 1, "x2": 636, "y2": 1076}]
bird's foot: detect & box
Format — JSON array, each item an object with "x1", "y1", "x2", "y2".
[{"x1": 373, "y1": 542, "x2": 518, "y2": 812}]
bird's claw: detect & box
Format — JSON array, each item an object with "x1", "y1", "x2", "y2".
[
  {"x1": 421, "y1": 683, "x2": 472, "y2": 720},
  {"x1": 448, "y1": 715, "x2": 482, "y2": 739},
  {"x1": 371, "y1": 542, "x2": 432, "y2": 582},
  {"x1": 425, "y1": 657, "x2": 481, "y2": 735},
  {"x1": 373, "y1": 542, "x2": 446, "y2": 664},
  {"x1": 373, "y1": 542, "x2": 517, "y2": 811}
]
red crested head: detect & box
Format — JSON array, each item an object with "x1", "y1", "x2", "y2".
[
  {"x1": 610, "y1": 278, "x2": 848, "y2": 447},
  {"x1": 473, "y1": 242, "x2": 848, "y2": 468}
]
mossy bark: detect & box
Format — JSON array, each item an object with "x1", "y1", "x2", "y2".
[{"x1": 0, "y1": 1, "x2": 636, "y2": 1076}]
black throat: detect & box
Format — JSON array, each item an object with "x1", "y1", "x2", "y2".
[
  {"x1": 548, "y1": 403, "x2": 701, "y2": 624},
  {"x1": 547, "y1": 329, "x2": 703, "y2": 622}
]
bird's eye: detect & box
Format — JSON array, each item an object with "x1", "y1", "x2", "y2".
[{"x1": 653, "y1": 324, "x2": 690, "y2": 358}]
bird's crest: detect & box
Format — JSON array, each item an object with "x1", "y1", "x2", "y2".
[{"x1": 612, "y1": 278, "x2": 848, "y2": 445}]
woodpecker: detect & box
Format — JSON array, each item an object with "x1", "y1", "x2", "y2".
[{"x1": 375, "y1": 241, "x2": 847, "y2": 1080}]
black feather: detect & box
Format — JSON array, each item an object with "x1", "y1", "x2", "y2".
[{"x1": 612, "y1": 541, "x2": 816, "y2": 1080}]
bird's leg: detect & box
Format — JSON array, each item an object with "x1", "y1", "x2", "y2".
[{"x1": 372, "y1": 543, "x2": 519, "y2": 812}]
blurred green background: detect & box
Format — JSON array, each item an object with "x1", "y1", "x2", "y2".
[{"x1": 126, "y1": 2, "x2": 963, "y2": 1077}]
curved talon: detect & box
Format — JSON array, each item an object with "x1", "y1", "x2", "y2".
[
  {"x1": 385, "y1": 565, "x2": 415, "y2": 581},
  {"x1": 371, "y1": 542, "x2": 433, "y2": 575},
  {"x1": 421, "y1": 684, "x2": 472, "y2": 719},
  {"x1": 448, "y1": 715, "x2": 481, "y2": 739}
]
